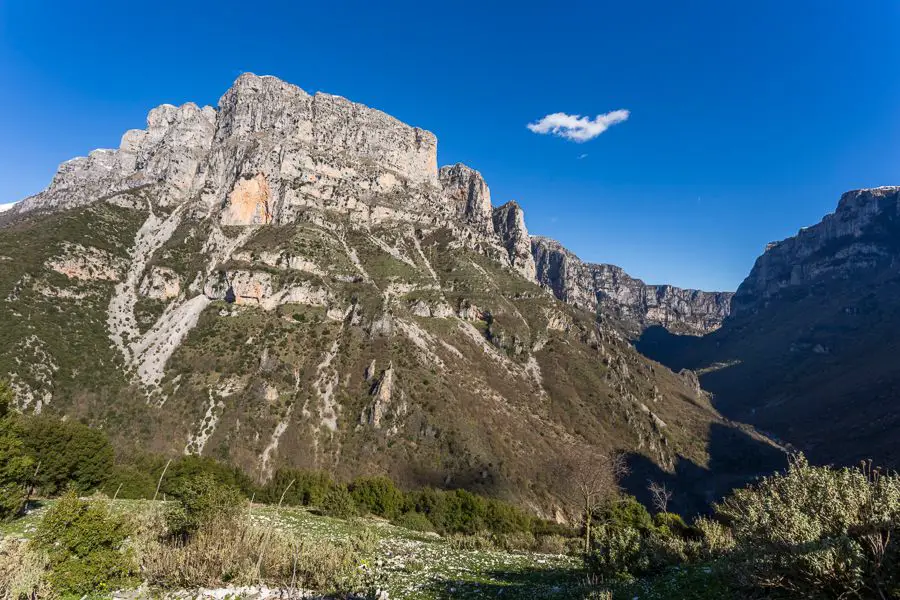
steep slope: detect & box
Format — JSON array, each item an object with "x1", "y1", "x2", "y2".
[
  {"x1": 532, "y1": 236, "x2": 733, "y2": 335},
  {"x1": 638, "y1": 186, "x2": 900, "y2": 469},
  {"x1": 0, "y1": 74, "x2": 778, "y2": 514}
]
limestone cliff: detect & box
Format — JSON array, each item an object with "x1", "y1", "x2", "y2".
[
  {"x1": 732, "y1": 186, "x2": 900, "y2": 316},
  {"x1": 532, "y1": 236, "x2": 733, "y2": 335}
]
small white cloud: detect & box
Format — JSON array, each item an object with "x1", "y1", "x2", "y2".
[
  {"x1": 527, "y1": 110, "x2": 630, "y2": 142},
  {"x1": 577, "y1": 153, "x2": 589, "y2": 160},
  {"x1": 0, "y1": 202, "x2": 17, "y2": 213}
]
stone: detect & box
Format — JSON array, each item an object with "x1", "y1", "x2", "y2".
[
  {"x1": 732, "y1": 186, "x2": 900, "y2": 316},
  {"x1": 439, "y1": 163, "x2": 493, "y2": 232},
  {"x1": 532, "y1": 236, "x2": 733, "y2": 335},
  {"x1": 492, "y1": 200, "x2": 536, "y2": 281}
]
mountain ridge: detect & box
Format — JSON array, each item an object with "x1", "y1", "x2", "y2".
[{"x1": 0, "y1": 73, "x2": 779, "y2": 515}]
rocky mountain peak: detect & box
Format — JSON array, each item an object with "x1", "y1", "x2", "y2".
[
  {"x1": 492, "y1": 200, "x2": 537, "y2": 281},
  {"x1": 732, "y1": 186, "x2": 900, "y2": 316},
  {"x1": 439, "y1": 163, "x2": 493, "y2": 232}
]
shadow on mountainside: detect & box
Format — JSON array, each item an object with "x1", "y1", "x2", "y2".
[
  {"x1": 635, "y1": 275, "x2": 900, "y2": 473},
  {"x1": 621, "y1": 422, "x2": 787, "y2": 517}
]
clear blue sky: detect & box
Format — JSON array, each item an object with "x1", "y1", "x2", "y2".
[{"x1": 2, "y1": 1, "x2": 898, "y2": 291}]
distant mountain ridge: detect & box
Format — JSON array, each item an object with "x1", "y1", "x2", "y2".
[{"x1": 532, "y1": 236, "x2": 733, "y2": 335}]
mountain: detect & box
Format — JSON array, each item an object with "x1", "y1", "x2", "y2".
[
  {"x1": 0, "y1": 73, "x2": 779, "y2": 514},
  {"x1": 638, "y1": 186, "x2": 900, "y2": 469},
  {"x1": 532, "y1": 236, "x2": 734, "y2": 335}
]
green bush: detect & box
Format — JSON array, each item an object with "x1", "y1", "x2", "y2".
[
  {"x1": 588, "y1": 523, "x2": 647, "y2": 580},
  {"x1": 321, "y1": 485, "x2": 358, "y2": 519},
  {"x1": 20, "y1": 416, "x2": 113, "y2": 495},
  {"x1": 160, "y1": 455, "x2": 256, "y2": 499},
  {"x1": 165, "y1": 475, "x2": 247, "y2": 540},
  {"x1": 30, "y1": 492, "x2": 138, "y2": 596},
  {"x1": 407, "y1": 488, "x2": 488, "y2": 535},
  {"x1": 103, "y1": 464, "x2": 157, "y2": 500},
  {"x1": 263, "y1": 469, "x2": 334, "y2": 506},
  {"x1": 484, "y1": 498, "x2": 533, "y2": 534},
  {"x1": 598, "y1": 495, "x2": 654, "y2": 533},
  {"x1": 716, "y1": 454, "x2": 900, "y2": 598},
  {"x1": 0, "y1": 383, "x2": 32, "y2": 520},
  {"x1": 653, "y1": 512, "x2": 689, "y2": 537},
  {"x1": 394, "y1": 510, "x2": 434, "y2": 532},
  {"x1": 350, "y1": 476, "x2": 404, "y2": 519}
]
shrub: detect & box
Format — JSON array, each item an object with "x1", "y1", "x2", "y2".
[
  {"x1": 598, "y1": 495, "x2": 654, "y2": 533},
  {"x1": 534, "y1": 533, "x2": 569, "y2": 555},
  {"x1": 350, "y1": 476, "x2": 404, "y2": 519},
  {"x1": 408, "y1": 488, "x2": 488, "y2": 535},
  {"x1": 653, "y1": 512, "x2": 689, "y2": 537},
  {"x1": 103, "y1": 464, "x2": 157, "y2": 500},
  {"x1": 30, "y1": 492, "x2": 138, "y2": 596},
  {"x1": 263, "y1": 469, "x2": 334, "y2": 506},
  {"x1": 715, "y1": 454, "x2": 900, "y2": 598},
  {"x1": 321, "y1": 485, "x2": 358, "y2": 519},
  {"x1": 159, "y1": 455, "x2": 256, "y2": 499},
  {"x1": 165, "y1": 475, "x2": 246, "y2": 540},
  {"x1": 587, "y1": 523, "x2": 647, "y2": 580},
  {"x1": 484, "y1": 498, "x2": 532, "y2": 534},
  {"x1": 692, "y1": 516, "x2": 734, "y2": 559},
  {"x1": 20, "y1": 416, "x2": 113, "y2": 495},
  {"x1": 394, "y1": 510, "x2": 434, "y2": 532},
  {"x1": 0, "y1": 401, "x2": 31, "y2": 520}
]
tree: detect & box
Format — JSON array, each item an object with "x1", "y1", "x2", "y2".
[
  {"x1": 647, "y1": 480, "x2": 673, "y2": 514},
  {"x1": 564, "y1": 451, "x2": 628, "y2": 553},
  {"x1": 0, "y1": 380, "x2": 32, "y2": 520},
  {"x1": 20, "y1": 416, "x2": 113, "y2": 495}
]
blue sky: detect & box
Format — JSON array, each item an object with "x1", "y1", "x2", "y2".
[{"x1": 1, "y1": 1, "x2": 898, "y2": 291}]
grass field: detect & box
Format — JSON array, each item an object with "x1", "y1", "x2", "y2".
[{"x1": 1, "y1": 499, "x2": 590, "y2": 599}]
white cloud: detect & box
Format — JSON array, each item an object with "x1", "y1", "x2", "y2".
[
  {"x1": 527, "y1": 110, "x2": 630, "y2": 142},
  {"x1": 0, "y1": 202, "x2": 17, "y2": 213},
  {"x1": 577, "y1": 153, "x2": 589, "y2": 160}
]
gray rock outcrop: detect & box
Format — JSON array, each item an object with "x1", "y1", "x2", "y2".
[
  {"x1": 732, "y1": 186, "x2": 900, "y2": 316},
  {"x1": 492, "y1": 201, "x2": 537, "y2": 281},
  {"x1": 439, "y1": 163, "x2": 493, "y2": 233},
  {"x1": 531, "y1": 236, "x2": 733, "y2": 334}
]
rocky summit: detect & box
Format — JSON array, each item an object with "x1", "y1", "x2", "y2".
[{"x1": 0, "y1": 74, "x2": 779, "y2": 515}]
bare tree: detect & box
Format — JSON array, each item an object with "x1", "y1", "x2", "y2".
[
  {"x1": 564, "y1": 451, "x2": 628, "y2": 553},
  {"x1": 647, "y1": 480, "x2": 673, "y2": 514}
]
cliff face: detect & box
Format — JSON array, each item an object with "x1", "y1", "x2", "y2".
[
  {"x1": 732, "y1": 186, "x2": 900, "y2": 316},
  {"x1": 0, "y1": 74, "x2": 780, "y2": 513},
  {"x1": 531, "y1": 236, "x2": 733, "y2": 335}
]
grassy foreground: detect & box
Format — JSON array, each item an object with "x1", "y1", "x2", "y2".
[{"x1": 1, "y1": 499, "x2": 589, "y2": 599}]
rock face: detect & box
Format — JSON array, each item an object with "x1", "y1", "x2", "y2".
[
  {"x1": 0, "y1": 73, "x2": 782, "y2": 514},
  {"x1": 439, "y1": 164, "x2": 493, "y2": 233},
  {"x1": 492, "y1": 201, "x2": 537, "y2": 281},
  {"x1": 732, "y1": 186, "x2": 900, "y2": 316},
  {"x1": 532, "y1": 237, "x2": 733, "y2": 335}
]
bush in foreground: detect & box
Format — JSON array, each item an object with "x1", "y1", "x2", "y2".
[
  {"x1": 716, "y1": 454, "x2": 900, "y2": 599},
  {"x1": 165, "y1": 474, "x2": 246, "y2": 540},
  {"x1": 30, "y1": 492, "x2": 138, "y2": 596}
]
